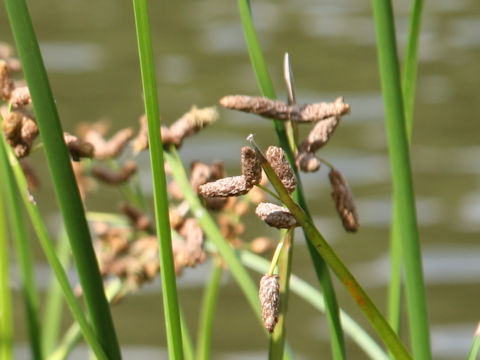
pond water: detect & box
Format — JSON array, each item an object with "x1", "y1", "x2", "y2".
[{"x1": 1, "y1": 0, "x2": 480, "y2": 359}]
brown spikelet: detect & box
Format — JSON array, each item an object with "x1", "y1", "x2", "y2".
[
  {"x1": 0, "y1": 60, "x2": 14, "y2": 101},
  {"x1": 10, "y1": 86, "x2": 31, "y2": 108},
  {"x1": 120, "y1": 203, "x2": 152, "y2": 232},
  {"x1": 241, "y1": 146, "x2": 262, "y2": 186},
  {"x1": 259, "y1": 274, "x2": 280, "y2": 333},
  {"x1": 329, "y1": 168, "x2": 359, "y2": 232},
  {"x1": 190, "y1": 161, "x2": 226, "y2": 193},
  {"x1": 64, "y1": 132, "x2": 94, "y2": 161},
  {"x1": 168, "y1": 106, "x2": 218, "y2": 147},
  {"x1": 295, "y1": 150, "x2": 321, "y2": 173},
  {"x1": 250, "y1": 237, "x2": 274, "y2": 254},
  {"x1": 91, "y1": 161, "x2": 137, "y2": 185},
  {"x1": 84, "y1": 127, "x2": 133, "y2": 159},
  {"x1": 299, "y1": 116, "x2": 340, "y2": 153},
  {"x1": 199, "y1": 176, "x2": 251, "y2": 198},
  {"x1": 255, "y1": 202, "x2": 298, "y2": 229},
  {"x1": 220, "y1": 95, "x2": 349, "y2": 123},
  {"x1": 20, "y1": 116, "x2": 39, "y2": 146},
  {"x1": 265, "y1": 146, "x2": 296, "y2": 193}
]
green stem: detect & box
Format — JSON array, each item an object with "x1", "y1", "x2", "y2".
[
  {"x1": 196, "y1": 258, "x2": 223, "y2": 360},
  {"x1": 256, "y1": 148, "x2": 411, "y2": 359},
  {"x1": 372, "y1": 0, "x2": 431, "y2": 358},
  {"x1": 3, "y1": 1, "x2": 121, "y2": 357},
  {"x1": 467, "y1": 324, "x2": 480, "y2": 360},
  {"x1": 132, "y1": 1, "x2": 183, "y2": 358},
  {"x1": 2, "y1": 156, "x2": 42, "y2": 359},
  {"x1": 237, "y1": 249, "x2": 389, "y2": 360},
  {"x1": 180, "y1": 309, "x2": 195, "y2": 360},
  {"x1": 388, "y1": 0, "x2": 424, "y2": 336},
  {"x1": 269, "y1": 230, "x2": 293, "y2": 360},
  {"x1": 0, "y1": 170, "x2": 13, "y2": 360},
  {"x1": 237, "y1": 2, "x2": 346, "y2": 359},
  {"x1": 0, "y1": 136, "x2": 108, "y2": 360},
  {"x1": 42, "y1": 228, "x2": 71, "y2": 356}
]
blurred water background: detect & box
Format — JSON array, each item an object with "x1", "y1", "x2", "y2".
[{"x1": 1, "y1": 0, "x2": 480, "y2": 358}]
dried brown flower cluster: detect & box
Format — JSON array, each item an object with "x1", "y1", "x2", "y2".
[
  {"x1": 133, "y1": 106, "x2": 218, "y2": 153},
  {"x1": 91, "y1": 160, "x2": 137, "y2": 185},
  {"x1": 1, "y1": 109, "x2": 38, "y2": 158},
  {"x1": 259, "y1": 274, "x2": 280, "y2": 333},
  {"x1": 328, "y1": 168, "x2": 359, "y2": 232}
]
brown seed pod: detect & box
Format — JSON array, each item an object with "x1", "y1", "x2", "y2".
[
  {"x1": 241, "y1": 146, "x2": 262, "y2": 186},
  {"x1": 265, "y1": 146, "x2": 296, "y2": 193},
  {"x1": 0, "y1": 60, "x2": 13, "y2": 101},
  {"x1": 10, "y1": 86, "x2": 31, "y2": 108},
  {"x1": 199, "y1": 176, "x2": 252, "y2": 198},
  {"x1": 328, "y1": 168, "x2": 359, "y2": 232},
  {"x1": 64, "y1": 132, "x2": 94, "y2": 161},
  {"x1": 255, "y1": 202, "x2": 298, "y2": 229},
  {"x1": 298, "y1": 115, "x2": 340, "y2": 153},
  {"x1": 295, "y1": 150, "x2": 321, "y2": 173},
  {"x1": 120, "y1": 203, "x2": 152, "y2": 232},
  {"x1": 259, "y1": 274, "x2": 280, "y2": 333},
  {"x1": 91, "y1": 160, "x2": 137, "y2": 185},
  {"x1": 219, "y1": 95, "x2": 349, "y2": 123},
  {"x1": 2, "y1": 111, "x2": 23, "y2": 144},
  {"x1": 168, "y1": 106, "x2": 218, "y2": 146},
  {"x1": 190, "y1": 161, "x2": 226, "y2": 193}
]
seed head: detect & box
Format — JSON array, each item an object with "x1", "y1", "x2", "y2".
[
  {"x1": 295, "y1": 151, "x2": 321, "y2": 173},
  {"x1": 329, "y1": 168, "x2": 359, "y2": 232},
  {"x1": 265, "y1": 146, "x2": 296, "y2": 193},
  {"x1": 10, "y1": 86, "x2": 31, "y2": 108},
  {"x1": 255, "y1": 202, "x2": 298, "y2": 229},
  {"x1": 259, "y1": 274, "x2": 280, "y2": 333},
  {"x1": 199, "y1": 176, "x2": 251, "y2": 198},
  {"x1": 299, "y1": 115, "x2": 340, "y2": 153},
  {"x1": 64, "y1": 132, "x2": 94, "y2": 161},
  {"x1": 241, "y1": 146, "x2": 262, "y2": 186}
]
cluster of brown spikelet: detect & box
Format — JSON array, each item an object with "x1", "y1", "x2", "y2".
[{"x1": 1, "y1": 43, "x2": 359, "y2": 333}]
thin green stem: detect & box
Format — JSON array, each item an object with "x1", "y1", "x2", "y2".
[
  {"x1": 237, "y1": 249, "x2": 389, "y2": 360},
  {"x1": 1, "y1": 149, "x2": 42, "y2": 359},
  {"x1": 42, "y1": 228, "x2": 71, "y2": 356},
  {"x1": 467, "y1": 323, "x2": 480, "y2": 360},
  {"x1": 372, "y1": 0, "x2": 431, "y2": 358},
  {"x1": 255, "y1": 147, "x2": 411, "y2": 359},
  {"x1": 0, "y1": 136, "x2": 107, "y2": 360},
  {"x1": 196, "y1": 258, "x2": 223, "y2": 360},
  {"x1": 132, "y1": 1, "x2": 183, "y2": 358},
  {"x1": 47, "y1": 279, "x2": 124, "y2": 360},
  {"x1": 237, "y1": 2, "x2": 346, "y2": 358},
  {"x1": 269, "y1": 230, "x2": 293, "y2": 360},
  {"x1": 268, "y1": 235, "x2": 285, "y2": 276},
  {"x1": 3, "y1": 1, "x2": 121, "y2": 357},
  {"x1": 0, "y1": 171, "x2": 13, "y2": 360},
  {"x1": 179, "y1": 309, "x2": 195, "y2": 360}
]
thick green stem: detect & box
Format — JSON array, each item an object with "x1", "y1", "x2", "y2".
[
  {"x1": 372, "y1": 0, "x2": 431, "y2": 358},
  {"x1": 132, "y1": 1, "x2": 183, "y2": 358},
  {"x1": 3, "y1": 1, "x2": 121, "y2": 357}
]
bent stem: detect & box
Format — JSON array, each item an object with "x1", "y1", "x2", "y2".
[
  {"x1": 237, "y1": 2, "x2": 346, "y2": 359},
  {"x1": 132, "y1": 1, "x2": 183, "y2": 359},
  {"x1": 254, "y1": 144, "x2": 412, "y2": 359}
]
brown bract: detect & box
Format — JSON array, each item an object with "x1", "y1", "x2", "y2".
[
  {"x1": 259, "y1": 274, "x2": 280, "y2": 333},
  {"x1": 295, "y1": 151, "x2": 321, "y2": 173},
  {"x1": 64, "y1": 132, "x2": 94, "y2": 161},
  {"x1": 2, "y1": 110, "x2": 39, "y2": 158},
  {"x1": 265, "y1": 146, "x2": 296, "y2": 193},
  {"x1": 255, "y1": 202, "x2": 298, "y2": 229},
  {"x1": 219, "y1": 95, "x2": 349, "y2": 123},
  {"x1": 10, "y1": 86, "x2": 31, "y2": 108},
  {"x1": 329, "y1": 168, "x2": 359, "y2": 232}
]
